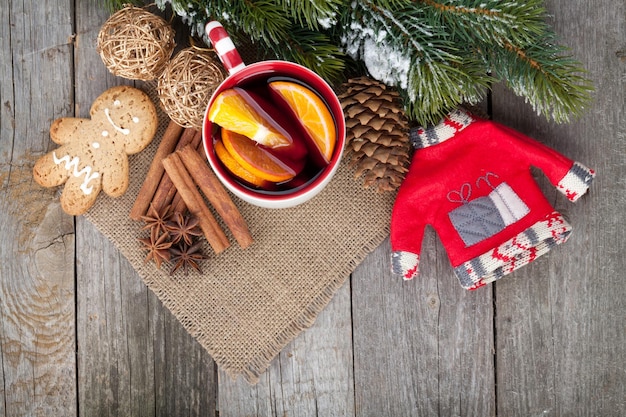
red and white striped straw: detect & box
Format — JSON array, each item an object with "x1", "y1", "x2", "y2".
[{"x1": 205, "y1": 21, "x2": 246, "y2": 75}]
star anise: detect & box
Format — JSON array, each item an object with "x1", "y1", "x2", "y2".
[
  {"x1": 165, "y1": 212, "x2": 203, "y2": 245},
  {"x1": 169, "y1": 241, "x2": 206, "y2": 276},
  {"x1": 140, "y1": 203, "x2": 173, "y2": 236},
  {"x1": 138, "y1": 227, "x2": 172, "y2": 269}
]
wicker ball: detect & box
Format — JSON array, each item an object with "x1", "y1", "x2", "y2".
[
  {"x1": 97, "y1": 5, "x2": 175, "y2": 81},
  {"x1": 157, "y1": 47, "x2": 226, "y2": 129}
]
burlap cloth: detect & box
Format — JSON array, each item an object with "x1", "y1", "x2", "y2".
[{"x1": 84, "y1": 82, "x2": 395, "y2": 384}]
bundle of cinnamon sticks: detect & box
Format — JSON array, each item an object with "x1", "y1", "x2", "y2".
[{"x1": 130, "y1": 120, "x2": 252, "y2": 253}]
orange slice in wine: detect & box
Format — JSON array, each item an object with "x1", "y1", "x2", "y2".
[
  {"x1": 208, "y1": 89, "x2": 290, "y2": 148},
  {"x1": 220, "y1": 129, "x2": 297, "y2": 183},
  {"x1": 214, "y1": 139, "x2": 270, "y2": 188},
  {"x1": 269, "y1": 81, "x2": 336, "y2": 162}
]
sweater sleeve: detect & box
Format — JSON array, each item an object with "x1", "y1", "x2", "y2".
[
  {"x1": 390, "y1": 178, "x2": 430, "y2": 280},
  {"x1": 495, "y1": 123, "x2": 595, "y2": 202}
]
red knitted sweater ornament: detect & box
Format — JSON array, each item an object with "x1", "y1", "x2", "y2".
[{"x1": 390, "y1": 109, "x2": 595, "y2": 290}]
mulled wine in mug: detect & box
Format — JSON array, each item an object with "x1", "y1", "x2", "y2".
[{"x1": 202, "y1": 21, "x2": 346, "y2": 209}]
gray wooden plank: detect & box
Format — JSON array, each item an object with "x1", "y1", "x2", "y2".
[
  {"x1": 351, "y1": 238, "x2": 495, "y2": 416},
  {"x1": 352, "y1": 241, "x2": 437, "y2": 417},
  {"x1": 73, "y1": 1, "x2": 217, "y2": 415},
  {"x1": 492, "y1": 0, "x2": 626, "y2": 415},
  {"x1": 73, "y1": 2, "x2": 148, "y2": 415},
  {"x1": 76, "y1": 221, "x2": 150, "y2": 415},
  {"x1": 76, "y1": 220, "x2": 217, "y2": 416},
  {"x1": 0, "y1": 0, "x2": 77, "y2": 415},
  {"x1": 152, "y1": 294, "x2": 217, "y2": 416},
  {"x1": 218, "y1": 280, "x2": 354, "y2": 417}
]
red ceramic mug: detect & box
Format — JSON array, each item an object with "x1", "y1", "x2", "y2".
[{"x1": 202, "y1": 21, "x2": 346, "y2": 209}]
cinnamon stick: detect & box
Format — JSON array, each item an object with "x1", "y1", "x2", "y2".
[
  {"x1": 189, "y1": 129, "x2": 203, "y2": 151},
  {"x1": 162, "y1": 152, "x2": 230, "y2": 254},
  {"x1": 178, "y1": 145, "x2": 254, "y2": 249},
  {"x1": 130, "y1": 120, "x2": 184, "y2": 220},
  {"x1": 170, "y1": 190, "x2": 187, "y2": 215},
  {"x1": 170, "y1": 131, "x2": 204, "y2": 214},
  {"x1": 149, "y1": 128, "x2": 198, "y2": 212}
]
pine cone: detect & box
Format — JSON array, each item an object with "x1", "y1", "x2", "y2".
[{"x1": 338, "y1": 76, "x2": 412, "y2": 193}]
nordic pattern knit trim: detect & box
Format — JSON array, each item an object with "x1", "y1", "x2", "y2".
[
  {"x1": 558, "y1": 162, "x2": 596, "y2": 202},
  {"x1": 454, "y1": 211, "x2": 572, "y2": 290},
  {"x1": 391, "y1": 250, "x2": 419, "y2": 280},
  {"x1": 409, "y1": 109, "x2": 475, "y2": 149},
  {"x1": 392, "y1": 211, "x2": 572, "y2": 289}
]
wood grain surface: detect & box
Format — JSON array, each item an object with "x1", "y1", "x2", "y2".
[
  {"x1": 491, "y1": 2, "x2": 626, "y2": 415},
  {"x1": 1, "y1": 0, "x2": 624, "y2": 416}
]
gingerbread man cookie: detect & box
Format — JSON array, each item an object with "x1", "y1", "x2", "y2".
[{"x1": 33, "y1": 86, "x2": 158, "y2": 215}]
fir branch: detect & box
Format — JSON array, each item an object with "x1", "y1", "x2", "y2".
[
  {"x1": 237, "y1": 2, "x2": 293, "y2": 44},
  {"x1": 412, "y1": 0, "x2": 593, "y2": 122},
  {"x1": 486, "y1": 39, "x2": 593, "y2": 122},
  {"x1": 259, "y1": 27, "x2": 346, "y2": 81},
  {"x1": 403, "y1": 57, "x2": 490, "y2": 125},
  {"x1": 151, "y1": 0, "x2": 593, "y2": 123},
  {"x1": 502, "y1": 42, "x2": 543, "y2": 70},
  {"x1": 340, "y1": 1, "x2": 455, "y2": 86},
  {"x1": 172, "y1": 0, "x2": 293, "y2": 44},
  {"x1": 156, "y1": 0, "x2": 346, "y2": 80},
  {"x1": 341, "y1": 1, "x2": 491, "y2": 124},
  {"x1": 274, "y1": 0, "x2": 343, "y2": 30},
  {"x1": 418, "y1": 0, "x2": 549, "y2": 48}
]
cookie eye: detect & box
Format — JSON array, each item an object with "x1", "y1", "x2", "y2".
[
  {"x1": 132, "y1": 116, "x2": 140, "y2": 123},
  {"x1": 114, "y1": 100, "x2": 121, "y2": 107},
  {"x1": 102, "y1": 130, "x2": 109, "y2": 137},
  {"x1": 92, "y1": 142, "x2": 101, "y2": 149}
]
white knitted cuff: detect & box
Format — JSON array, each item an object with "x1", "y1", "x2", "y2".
[
  {"x1": 557, "y1": 162, "x2": 595, "y2": 202},
  {"x1": 391, "y1": 251, "x2": 420, "y2": 280}
]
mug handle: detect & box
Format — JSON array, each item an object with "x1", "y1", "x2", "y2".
[{"x1": 205, "y1": 21, "x2": 246, "y2": 75}]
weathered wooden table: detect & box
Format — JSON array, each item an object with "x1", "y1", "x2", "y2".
[{"x1": 1, "y1": 1, "x2": 625, "y2": 416}]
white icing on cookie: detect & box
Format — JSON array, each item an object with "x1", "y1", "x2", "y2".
[
  {"x1": 53, "y1": 152, "x2": 100, "y2": 195},
  {"x1": 132, "y1": 116, "x2": 139, "y2": 123},
  {"x1": 102, "y1": 130, "x2": 109, "y2": 137},
  {"x1": 104, "y1": 108, "x2": 130, "y2": 135},
  {"x1": 92, "y1": 142, "x2": 100, "y2": 149}
]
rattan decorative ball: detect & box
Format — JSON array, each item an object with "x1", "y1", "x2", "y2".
[
  {"x1": 97, "y1": 5, "x2": 175, "y2": 81},
  {"x1": 157, "y1": 47, "x2": 226, "y2": 129}
]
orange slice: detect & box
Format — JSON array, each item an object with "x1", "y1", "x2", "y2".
[
  {"x1": 269, "y1": 81, "x2": 336, "y2": 162},
  {"x1": 214, "y1": 139, "x2": 269, "y2": 188},
  {"x1": 208, "y1": 89, "x2": 290, "y2": 148},
  {"x1": 221, "y1": 129, "x2": 297, "y2": 183}
]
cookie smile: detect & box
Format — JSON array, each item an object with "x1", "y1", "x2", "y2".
[{"x1": 104, "y1": 107, "x2": 130, "y2": 135}]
